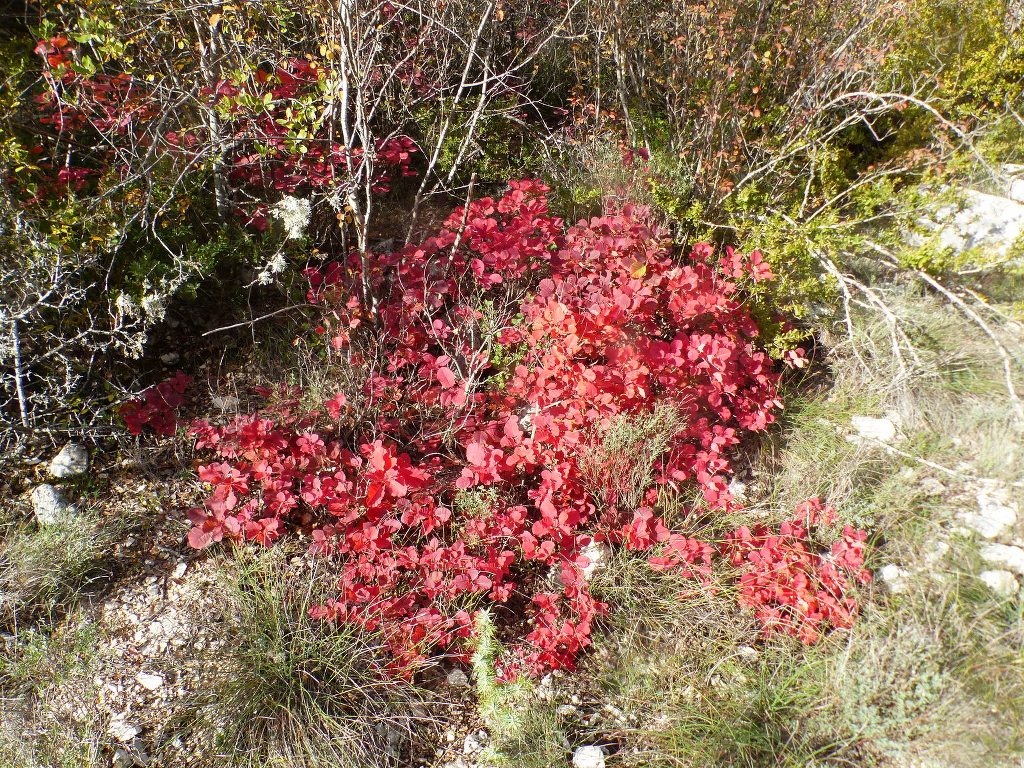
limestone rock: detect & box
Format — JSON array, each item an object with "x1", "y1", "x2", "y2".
[
  {"x1": 211, "y1": 394, "x2": 240, "y2": 412},
  {"x1": 1002, "y1": 164, "x2": 1024, "y2": 204},
  {"x1": 850, "y1": 416, "x2": 898, "y2": 443},
  {"x1": 959, "y1": 484, "x2": 1018, "y2": 539},
  {"x1": 878, "y1": 564, "x2": 910, "y2": 594},
  {"x1": 31, "y1": 484, "x2": 75, "y2": 525},
  {"x1": 48, "y1": 442, "x2": 89, "y2": 478},
  {"x1": 463, "y1": 730, "x2": 488, "y2": 755},
  {"x1": 979, "y1": 569, "x2": 1019, "y2": 596},
  {"x1": 581, "y1": 541, "x2": 610, "y2": 580},
  {"x1": 913, "y1": 188, "x2": 1024, "y2": 260},
  {"x1": 980, "y1": 543, "x2": 1024, "y2": 576},
  {"x1": 573, "y1": 745, "x2": 606, "y2": 768}
]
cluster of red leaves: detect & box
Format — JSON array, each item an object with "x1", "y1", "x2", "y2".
[
  {"x1": 33, "y1": 41, "x2": 156, "y2": 134},
  {"x1": 186, "y1": 181, "x2": 869, "y2": 676},
  {"x1": 722, "y1": 498, "x2": 872, "y2": 644},
  {"x1": 28, "y1": 38, "x2": 415, "y2": 218},
  {"x1": 204, "y1": 58, "x2": 418, "y2": 230},
  {"x1": 27, "y1": 37, "x2": 158, "y2": 197},
  {"x1": 120, "y1": 373, "x2": 192, "y2": 436}
]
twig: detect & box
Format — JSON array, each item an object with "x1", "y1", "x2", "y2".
[
  {"x1": 916, "y1": 270, "x2": 1024, "y2": 425},
  {"x1": 11, "y1": 319, "x2": 29, "y2": 428},
  {"x1": 201, "y1": 304, "x2": 313, "y2": 337},
  {"x1": 448, "y1": 172, "x2": 478, "y2": 261},
  {"x1": 859, "y1": 435, "x2": 1024, "y2": 490},
  {"x1": 865, "y1": 241, "x2": 1024, "y2": 426}
]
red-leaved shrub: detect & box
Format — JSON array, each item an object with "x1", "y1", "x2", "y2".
[
  {"x1": 29, "y1": 38, "x2": 416, "y2": 222},
  {"x1": 723, "y1": 498, "x2": 872, "y2": 644},
  {"x1": 186, "y1": 181, "x2": 869, "y2": 675},
  {"x1": 120, "y1": 372, "x2": 192, "y2": 436}
]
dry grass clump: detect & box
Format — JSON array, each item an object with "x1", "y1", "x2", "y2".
[
  {"x1": 0, "y1": 507, "x2": 117, "y2": 626},
  {"x1": 183, "y1": 546, "x2": 439, "y2": 768}
]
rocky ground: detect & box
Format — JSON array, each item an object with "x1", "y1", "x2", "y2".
[{"x1": 3, "y1": 168, "x2": 1024, "y2": 768}]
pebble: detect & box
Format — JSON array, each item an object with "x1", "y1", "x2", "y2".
[
  {"x1": 979, "y1": 569, "x2": 1019, "y2": 596},
  {"x1": 108, "y1": 716, "x2": 142, "y2": 743},
  {"x1": 48, "y1": 442, "x2": 89, "y2": 478},
  {"x1": 573, "y1": 745, "x2": 606, "y2": 768},
  {"x1": 446, "y1": 668, "x2": 470, "y2": 687},
  {"x1": 980, "y1": 543, "x2": 1024, "y2": 576},
  {"x1": 136, "y1": 672, "x2": 164, "y2": 691}
]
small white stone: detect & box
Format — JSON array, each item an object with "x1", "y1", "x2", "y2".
[
  {"x1": 980, "y1": 570, "x2": 1019, "y2": 596},
  {"x1": 48, "y1": 443, "x2": 89, "y2": 478},
  {"x1": 172, "y1": 561, "x2": 188, "y2": 579},
  {"x1": 878, "y1": 564, "x2": 910, "y2": 594},
  {"x1": 462, "y1": 730, "x2": 488, "y2": 755},
  {"x1": 850, "y1": 416, "x2": 898, "y2": 443},
  {"x1": 962, "y1": 484, "x2": 1019, "y2": 539},
  {"x1": 159, "y1": 352, "x2": 180, "y2": 365},
  {"x1": 211, "y1": 394, "x2": 240, "y2": 411},
  {"x1": 572, "y1": 745, "x2": 606, "y2": 768},
  {"x1": 446, "y1": 668, "x2": 469, "y2": 687},
  {"x1": 108, "y1": 717, "x2": 142, "y2": 743},
  {"x1": 980, "y1": 543, "x2": 1024, "y2": 576},
  {"x1": 728, "y1": 477, "x2": 748, "y2": 502},
  {"x1": 31, "y1": 484, "x2": 75, "y2": 525},
  {"x1": 581, "y1": 541, "x2": 610, "y2": 580},
  {"x1": 135, "y1": 672, "x2": 164, "y2": 691}
]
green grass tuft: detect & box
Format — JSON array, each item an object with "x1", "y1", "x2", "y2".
[{"x1": 184, "y1": 546, "x2": 433, "y2": 768}]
